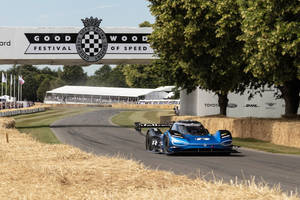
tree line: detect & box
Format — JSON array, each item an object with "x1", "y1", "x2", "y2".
[
  {"x1": 147, "y1": 0, "x2": 299, "y2": 117},
  {"x1": 0, "y1": 63, "x2": 173, "y2": 102}
]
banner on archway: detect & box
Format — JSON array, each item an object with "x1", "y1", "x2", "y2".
[{"x1": 0, "y1": 17, "x2": 155, "y2": 65}]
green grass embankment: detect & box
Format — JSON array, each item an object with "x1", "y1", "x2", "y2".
[
  {"x1": 111, "y1": 109, "x2": 173, "y2": 127},
  {"x1": 14, "y1": 107, "x2": 100, "y2": 144},
  {"x1": 234, "y1": 138, "x2": 300, "y2": 155}
]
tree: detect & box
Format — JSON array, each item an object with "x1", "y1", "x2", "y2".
[
  {"x1": 9, "y1": 65, "x2": 40, "y2": 101},
  {"x1": 2, "y1": 65, "x2": 66, "y2": 102},
  {"x1": 49, "y1": 77, "x2": 65, "y2": 90},
  {"x1": 108, "y1": 65, "x2": 128, "y2": 87},
  {"x1": 123, "y1": 64, "x2": 159, "y2": 88},
  {"x1": 89, "y1": 65, "x2": 112, "y2": 86},
  {"x1": 238, "y1": 0, "x2": 300, "y2": 117},
  {"x1": 37, "y1": 78, "x2": 51, "y2": 101},
  {"x1": 120, "y1": 20, "x2": 174, "y2": 89},
  {"x1": 21, "y1": 73, "x2": 39, "y2": 101},
  {"x1": 60, "y1": 66, "x2": 87, "y2": 85},
  {"x1": 122, "y1": 61, "x2": 174, "y2": 88},
  {"x1": 148, "y1": 0, "x2": 247, "y2": 115},
  {"x1": 40, "y1": 67, "x2": 58, "y2": 77},
  {"x1": 86, "y1": 65, "x2": 129, "y2": 87},
  {"x1": 139, "y1": 21, "x2": 152, "y2": 27}
]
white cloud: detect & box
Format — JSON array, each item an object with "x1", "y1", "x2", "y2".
[{"x1": 90, "y1": 4, "x2": 118, "y2": 11}]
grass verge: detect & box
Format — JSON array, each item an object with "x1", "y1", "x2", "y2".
[
  {"x1": 112, "y1": 109, "x2": 300, "y2": 155},
  {"x1": 233, "y1": 138, "x2": 300, "y2": 155},
  {"x1": 13, "y1": 107, "x2": 100, "y2": 144},
  {"x1": 111, "y1": 109, "x2": 173, "y2": 127}
]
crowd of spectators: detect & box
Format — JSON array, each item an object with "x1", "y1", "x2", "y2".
[{"x1": 0, "y1": 101, "x2": 35, "y2": 110}]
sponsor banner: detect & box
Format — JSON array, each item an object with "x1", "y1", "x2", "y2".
[
  {"x1": 228, "y1": 103, "x2": 238, "y2": 108},
  {"x1": 0, "y1": 17, "x2": 156, "y2": 65},
  {"x1": 24, "y1": 33, "x2": 77, "y2": 43},
  {"x1": 107, "y1": 33, "x2": 149, "y2": 43},
  {"x1": 244, "y1": 104, "x2": 259, "y2": 108},
  {"x1": 107, "y1": 43, "x2": 153, "y2": 54},
  {"x1": 265, "y1": 102, "x2": 277, "y2": 110},
  {"x1": 25, "y1": 44, "x2": 76, "y2": 54},
  {"x1": 0, "y1": 40, "x2": 11, "y2": 47},
  {"x1": 204, "y1": 103, "x2": 218, "y2": 108},
  {"x1": 24, "y1": 33, "x2": 152, "y2": 55}
]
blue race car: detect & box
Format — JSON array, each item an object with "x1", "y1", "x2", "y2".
[{"x1": 135, "y1": 120, "x2": 239, "y2": 155}]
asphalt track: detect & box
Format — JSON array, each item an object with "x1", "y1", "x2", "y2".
[{"x1": 51, "y1": 108, "x2": 300, "y2": 193}]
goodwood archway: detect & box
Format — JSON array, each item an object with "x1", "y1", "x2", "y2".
[{"x1": 0, "y1": 17, "x2": 155, "y2": 65}]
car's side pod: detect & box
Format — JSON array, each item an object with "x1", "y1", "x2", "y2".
[
  {"x1": 220, "y1": 130, "x2": 232, "y2": 139},
  {"x1": 214, "y1": 130, "x2": 233, "y2": 142}
]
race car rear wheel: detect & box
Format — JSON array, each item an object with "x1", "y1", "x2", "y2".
[
  {"x1": 146, "y1": 132, "x2": 155, "y2": 151},
  {"x1": 145, "y1": 132, "x2": 150, "y2": 150},
  {"x1": 163, "y1": 136, "x2": 170, "y2": 153}
]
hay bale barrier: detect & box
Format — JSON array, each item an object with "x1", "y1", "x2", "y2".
[
  {"x1": 0, "y1": 105, "x2": 49, "y2": 117},
  {"x1": 0, "y1": 117, "x2": 15, "y2": 129},
  {"x1": 163, "y1": 116, "x2": 300, "y2": 148},
  {"x1": 0, "y1": 118, "x2": 299, "y2": 199}
]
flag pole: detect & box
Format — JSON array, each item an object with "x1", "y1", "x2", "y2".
[
  {"x1": 10, "y1": 74, "x2": 12, "y2": 100},
  {"x1": 1, "y1": 72, "x2": 3, "y2": 96},
  {"x1": 21, "y1": 83, "x2": 22, "y2": 101},
  {"x1": 18, "y1": 76, "x2": 19, "y2": 101},
  {"x1": 13, "y1": 75, "x2": 15, "y2": 101},
  {"x1": 5, "y1": 73, "x2": 8, "y2": 96}
]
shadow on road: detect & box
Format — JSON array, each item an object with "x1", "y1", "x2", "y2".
[
  {"x1": 167, "y1": 152, "x2": 244, "y2": 157},
  {"x1": 17, "y1": 124, "x2": 135, "y2": 129}
]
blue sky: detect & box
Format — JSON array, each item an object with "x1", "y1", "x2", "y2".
[{"x1": 0, "y1": 0, "x2": 155, "y2": 75}]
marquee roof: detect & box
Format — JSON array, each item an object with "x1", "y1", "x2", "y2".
[{"x1": 46, "y1": 85, "x2": 173, "y2": 98}]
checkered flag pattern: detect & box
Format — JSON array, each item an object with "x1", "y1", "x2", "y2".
[{"x1": 81, "y1": 31, "x2": 102, "y2": 56}]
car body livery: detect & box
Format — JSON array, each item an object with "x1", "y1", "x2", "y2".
[{"x1": 135, "y1": 120, "x2": 239, "y2": 155}]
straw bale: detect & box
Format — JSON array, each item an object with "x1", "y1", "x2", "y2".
[
  {"x1": 271, "y1": 122, "x2": 300, "y2": 147},
  {"x1": 0, "y1": 118, "x2": 298, "y2": 200},
  {"x1": 0, "y1": 117, "x2": 15, "y2": 128},
  {"x1": 165, "y1": 116, "x2": 300, "y2": 148}
]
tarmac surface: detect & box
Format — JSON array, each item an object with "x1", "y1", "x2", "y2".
[{"x1": 51, "y1": 108, "x2": 300, "y2": 193}]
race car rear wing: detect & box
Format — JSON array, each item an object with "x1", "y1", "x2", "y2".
[{"x1": 134, "y1": 122, "x2": 172, "y2": 132}]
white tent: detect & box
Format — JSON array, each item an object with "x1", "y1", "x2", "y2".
[
  {"x1": 44, "y1": 85, "x2": 172, "y2": 104},
  {"x1": 0, "y1": 95, "x2": 15, "y2": 102}
]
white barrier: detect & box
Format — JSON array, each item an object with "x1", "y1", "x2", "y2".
[
  {"x1": 0, "y1": 107, "x2": 46, "y2": 117},
  {"x1": 180, "y1": 87, "x2": 300, "y2": 118}
]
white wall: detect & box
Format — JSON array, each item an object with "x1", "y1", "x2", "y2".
[
  {"x1": 180, "y1": 89, "x2": 199, "y2": 116},
  {"x1": 180, "y1": 87, "x2": 300, "y2": 118}
]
